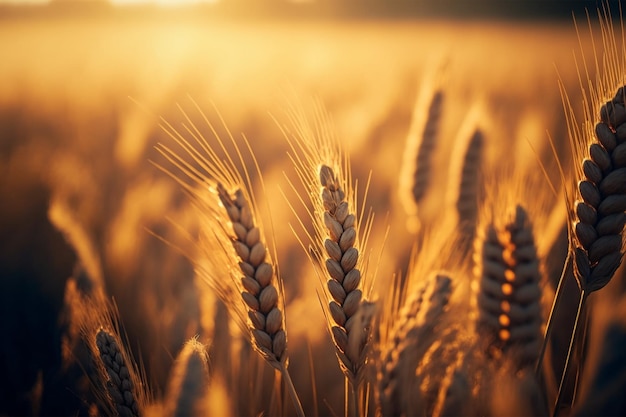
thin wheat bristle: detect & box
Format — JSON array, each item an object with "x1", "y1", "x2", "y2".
[
  {"x1": 476, "y1": 204, "x2": 542, "y2": 369},
  {"x1": 164, "y1": 337, "x2": 209, "y2": 417},
  {"x1": 573, "y1": 87, "x2": 626, "y2": 292},
  {"x1": 95, "y1": 329, "x2": 141, "y2": 417}
]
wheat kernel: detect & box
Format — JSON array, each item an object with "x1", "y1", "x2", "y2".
[
  {"x1": 249, "y1": 242, "x2": 266, "y2": 267},
  {"x1": 341, "y1": 247, "x2": 358, "y2": 272},
  {"x1": 259, "y1": 285, "x2": 278, "y2": 314},
  {"x1": 255, "y1": 263, "x2": 273, "y2": 288}
]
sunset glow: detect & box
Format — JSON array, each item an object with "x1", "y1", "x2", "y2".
[{"x1": 108, "y1": 0, "x2": 219, "y2": 6}]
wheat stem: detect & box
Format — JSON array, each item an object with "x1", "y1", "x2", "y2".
[
  {"x1": 536, "y1": 250, "x2": 571, "y2": 377},
  {"x1": 280, "y1": 364, "x2": 305, "y2": 417},
  {"x1": 553, "y1": 290, "x2": 587, "y2": 417}
]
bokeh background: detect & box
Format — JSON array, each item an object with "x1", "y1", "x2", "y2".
[{"x1": 1, "y1": 1, "x2": 623, "y2": 416}]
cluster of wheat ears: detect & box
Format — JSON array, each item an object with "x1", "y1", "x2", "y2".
[{"x1": 61, "y1": 8, "x2": 626, "y2": 417}]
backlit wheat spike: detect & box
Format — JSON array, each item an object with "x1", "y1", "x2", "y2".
[
  {"x1": 280, "y1": 100, "x2": 375, "y2": 390},
  {"x1": 573, "y1": 87, "x2": 626, "y2": 293},
  {"x1": 318, "y1": 164, "x2": 370, "y2": 380},
  {"x1": 378, "y1": 272, "x2": 452, "y2": 416},
  {"x1": 399, "y1": 88, "x2": 444, "y2": 225},
  {"x1": 215, "y1": 182, "x2": 287, "y2": 368},
  {"x1": 476, "y1": 205, "x2": 542, "y2": 369},
  {"x1": 66, "y1": 269, "x2": 150, "y2": 417},
  {"x1": 154, "y1": 101, "x2": 303, "y2": 417},
  {"x1": 95, "y1": 329, "x2": 141, "y2": 417},
  {"x1": 456, "y1": 129, "x2": 484, "y2": 227},
  {"x1": 164, "y1": 337, "x2": 209, "y2": 417},
  {"x1": 448, "y1": 126, "x2": 485, "y2": 250}
]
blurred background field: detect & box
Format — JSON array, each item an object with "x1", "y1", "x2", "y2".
[{"x1": 0, "y1": 1, "x2": 621, "y2": 415}]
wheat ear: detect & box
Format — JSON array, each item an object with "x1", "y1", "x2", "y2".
[
  {"x1": 318, "y1": 164, "x2": 370, "y2": 381},
  {"x1": 377, "y1": 272, "x2": 453, "y2": 416},
  {"x1": 214, "y1": 182, "x2": 288, "y2": 368},
  {"x1": 164, "y1": 337, "x2": 209, "y2": 417},
  {"x1": 278, "y1": 100, "x2": 375, "y2": 416},
  {"x1": 573, "y1": 87, "x2": 626, "y2": 293},
  {"x1": 552, "y1": 86, "x2": 626, "y2": 414},
  {"x1": 447, "y1": 126, "x2": 485, "y2": 249},
  {"x1": 95, "y1": 329, "x2": 141, "y2": 417},
  {"x1": 399, "y1": 88, "x2": 444, "y2": 226},
  {"x1": 476, "y1": 205, "x2": 542, "y2": 369},
  {"x1": 154, "y1": 101, "x2": 303, "y2": 417}
]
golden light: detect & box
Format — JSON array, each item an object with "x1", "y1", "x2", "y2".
[{"x1": 109, "y1": 0, "x2": 219, "y2": 6}]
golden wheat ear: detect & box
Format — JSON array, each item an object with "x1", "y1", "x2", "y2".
[
  {"x1": 399, "y1": 87, "x2": 444, "y2": 229},
  {"x1": 573, "y1": 87, "x2": 626, "y2": 293},
  {"x1": 94, "y1": 329, "x2": 142, "y2": 417},
  {"x1": 475, "y1": 205, "x2": 543, "y2": 370},
  {"x1": 318, "y1": 164, "x2": 370, "y2": 378},
  {"x1": 279, "y1": 99, "x2": 376, "y2": 416},
  {"x1": 154, "y1": 102, "x2": 304, "y2": 417}
]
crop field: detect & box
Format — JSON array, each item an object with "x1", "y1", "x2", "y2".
[{"x1": 1, "y1": 5, "x2": 625, "y2": 416}]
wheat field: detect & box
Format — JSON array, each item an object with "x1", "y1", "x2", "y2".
[{"x1": 1, "y1": 4, "x2": 626, "y2": 417}]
